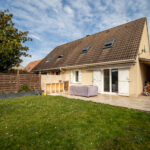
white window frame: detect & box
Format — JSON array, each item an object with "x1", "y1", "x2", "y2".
[
  {"x1": 71, "y1": 70, "x2": 81, "y2": 83},
  {"x1": 74, "y1": 70, "x2": 79, "y2": 83}
]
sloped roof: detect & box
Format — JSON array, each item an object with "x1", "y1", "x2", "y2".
[
  {"x1": 33, "y1": 17, "x2": 146, "y2": 71},
  {"x1": 25, "y1": 60, "x2": 41, "y2": 72}
]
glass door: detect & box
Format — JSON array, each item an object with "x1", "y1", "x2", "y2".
[
  {"x1": 111, "y1": 69, "x2": 118, "y2": 93},
  {"x1": 103, "y1": 69, "x2": 118, "y2": 93},
  {"x1": 104, "y1": 69, "x2": 110, "y2": 92}
]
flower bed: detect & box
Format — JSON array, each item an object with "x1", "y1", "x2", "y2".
[{"x1": 0, "y1": 91, "x2": 43, "y2": 100}]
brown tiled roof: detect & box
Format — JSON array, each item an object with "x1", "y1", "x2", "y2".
[
  {"x1": 33, "y1": 18, "x2": 146, "y2": 71},
  {"x1": 25, "y1": 60, "x2": 41, "y2": 72}
]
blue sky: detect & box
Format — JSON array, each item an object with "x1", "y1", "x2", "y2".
[{"x1": 0, "y1": 0, "x2": 150, "y2": 66}]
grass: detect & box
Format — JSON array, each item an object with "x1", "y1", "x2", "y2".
[{"x1": 0, "y1": 95, "x2": 150, "y2": 150}]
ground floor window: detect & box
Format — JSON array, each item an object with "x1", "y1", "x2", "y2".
[
  {"x1": 75, "y1": 71, "x2": 79, "y2": 82},
  {"x1": 71, "y1": 70, "x2": 81, "y2": 83}
]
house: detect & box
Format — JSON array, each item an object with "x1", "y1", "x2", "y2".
[
  {"x1": 32, "y1": 17, "x2": 150, "y2": 97},
  {"x1": 25, "y1": 60, "x2": 41, "y2": 72},
  {"x1": 11, "y1": 65, "x2": 25, "y2": 71}
]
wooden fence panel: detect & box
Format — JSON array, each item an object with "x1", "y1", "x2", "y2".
[{"x1": 0, "y1": 73, "x2": 41, "y2": 93}]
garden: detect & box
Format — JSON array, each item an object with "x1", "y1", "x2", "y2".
[{"x1": 0, "y1": 95, "x2": 150, "y2": 150}]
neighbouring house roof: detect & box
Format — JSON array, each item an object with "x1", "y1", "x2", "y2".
[
  {"x1": 32, "y1": 17, "x2": 146, "y2": 72},
  {"x1": 25, "y1": 60, "x2": 41, "y2": 72}
]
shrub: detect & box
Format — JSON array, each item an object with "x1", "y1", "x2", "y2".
[{"x1": 19, "y1": 84, "x2": 30, "y2": 92}]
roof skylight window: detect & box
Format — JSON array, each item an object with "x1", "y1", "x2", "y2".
[
  {"x1": 103, "y1": 39, "x2": 115, "y2": 49},
  {"x1": 57, "y1": 55, "x2": 64, "y2": 59},
  {"x1": 81, "y1": 46, "x2": 90, "y2": 54},
  {"x1": 46, "y1": 56, "x2": 52, "y2": 62}
]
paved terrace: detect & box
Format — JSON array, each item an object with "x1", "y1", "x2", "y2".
[{"x1": 49, "y1": 93, "x2": 150, "y2": 112}]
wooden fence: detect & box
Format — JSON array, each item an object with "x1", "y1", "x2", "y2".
[{"x1": 0, "y1": 73, "x2": 41, "y2": 93}]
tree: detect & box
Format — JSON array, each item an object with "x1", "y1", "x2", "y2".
[{"x1": 0, "y1": 9, "x2": 32, "y2": 71}]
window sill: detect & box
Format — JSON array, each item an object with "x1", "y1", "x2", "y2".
[{"x1": 72, "y1": 82, "x2": 81, "y2": 84}]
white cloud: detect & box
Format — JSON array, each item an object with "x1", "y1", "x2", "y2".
[
  {"x1": 64, "y1": 5, "x2": 74, "y2": 17},
  {"x1": 92, "y1": 0, "x2": 150, "y2": 32},
  {"x1": 30, "y1": 34, "x2": 41, "y2": 41}
]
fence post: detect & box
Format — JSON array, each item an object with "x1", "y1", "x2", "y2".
[
  {"x1": 17, "y1": 70, "x2": 20, "y2": 91},
  {"x1": 39, "y1": 71, "x2": 41, "y2": 90}
]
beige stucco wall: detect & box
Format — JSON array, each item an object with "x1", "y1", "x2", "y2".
[
  {"x1": 129, "y1": 21, "x2": 150, "y2": 97},
  {"x1": 70, "y1": 69, "x2": 93, "y2": 86},
  {"x1": 129, "y1": 60, "x2": 147, "y2": 97},
  {"x1": 138, "y1": 22, "x2": 150, "y2": 59},
  {"x1": 41, "y1": 72, "x2": 70, "y2": 92},
  {"x1": 41, "y1": 69, "x2": 93, "y2": 92}
]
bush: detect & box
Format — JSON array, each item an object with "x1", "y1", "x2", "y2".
[{"x1": 19, "y1": 84, "x2": 30, "y2": 92}]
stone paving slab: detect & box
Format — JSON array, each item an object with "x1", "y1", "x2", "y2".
[{"x1": 50, "y1": 93, "x2": 150, "y2": 112}]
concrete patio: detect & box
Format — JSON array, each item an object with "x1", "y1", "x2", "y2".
[{"x1": 50, "y1": 93, "x2": 150, "y2": 112}]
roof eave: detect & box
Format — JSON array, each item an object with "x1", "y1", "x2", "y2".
[
  {"x1": 61, "y1": 59, "x2": 136, "y2": 70},
  {"x1": 32, "y1": 59, "x2": 136, "y2": 72}
]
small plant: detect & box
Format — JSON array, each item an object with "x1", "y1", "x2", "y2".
[
  {"x1": 19, "y1": 84, "x2": 30, "y2": 92},
  {"x1": 0, "y1": 90, "x2": 5, "y2": 95}
]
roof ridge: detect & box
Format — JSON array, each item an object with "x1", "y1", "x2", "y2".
[{"x1": 55, "y1": 17, "x2": 146, "y2": 48}]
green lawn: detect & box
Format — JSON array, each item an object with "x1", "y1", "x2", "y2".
[{"x1": 0, "y1": 96, "x2": 150, "y2": 150}]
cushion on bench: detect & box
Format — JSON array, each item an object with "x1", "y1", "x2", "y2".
[{"x1": 69, "y1": 85, "x2": 98, "y2": 97}]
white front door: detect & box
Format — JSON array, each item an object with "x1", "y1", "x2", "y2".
[
  {"x1": 118, "y1": 68, "x2": 129, "y2": 96},
  {"x1": 93, "y1": 71, "x2": 101, "y2": 93}
]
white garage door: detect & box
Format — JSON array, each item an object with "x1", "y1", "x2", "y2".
[
  {"x1": 93, "y1": 71, "x2": 102, "y2": 93},
  {"x1": 118, "y1": 68, "x2": 129, "y2": 96}
]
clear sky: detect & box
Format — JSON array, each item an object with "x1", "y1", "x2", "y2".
[{"x1": 0, "y1": 0, "x2": 150, "y2": 66}]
